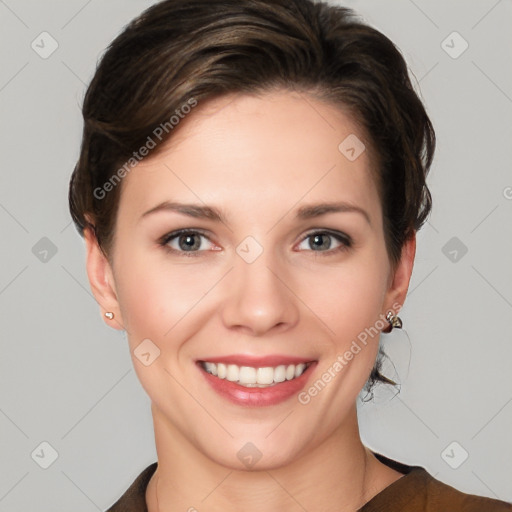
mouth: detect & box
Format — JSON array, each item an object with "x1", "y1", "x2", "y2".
[
  {"x1": 198, "y1": 360, "x2": 314, "y2": 388},
  {"x1": 196, "y1": 356, "x2": 318, "y2": 407}
]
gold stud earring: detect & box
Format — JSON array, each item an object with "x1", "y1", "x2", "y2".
[
  {"x1": 386, "y1": 311, "x2": 402, "y2": 330},
  {"x1": 105, "y1": 312, "x2": 114, "y2": 320}
]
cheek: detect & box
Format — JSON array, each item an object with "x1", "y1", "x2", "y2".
[
  {"x1": 112, "y1": 251, "x2": 209, "y2": 404},
  {"x1": 114, "y1": 232, "x2": 390, "y2": 352},
  {"x1": 303, "y1": 253, "x2": 389, "y2": 342},
  {"x1": 113, "y1": 250, "x2": 220, "y2": 345}
]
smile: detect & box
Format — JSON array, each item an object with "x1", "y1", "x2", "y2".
[{"x1": 200, "y1": 361, "x2": 312, "y2": 388}]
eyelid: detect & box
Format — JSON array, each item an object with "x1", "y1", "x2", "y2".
[
  {"x1": 299, "y1": 228, "x2": 352, "y2": 243},
  {"x1": 159, "y1": 227, "x2": 353, "y2": 256},
  {"x1": 296, "y1": 228, "x2": 353, "y2": 252},
  {"x1": 159, "y1": 228, "x2": 217, "y2": 256},
  {"x1": 159, "y1": 227, "x2": 211, "y2": 244}
]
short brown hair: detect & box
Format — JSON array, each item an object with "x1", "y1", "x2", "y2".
[{"x1": 68, "y1": 0, "x2": 435, "y2": 394}]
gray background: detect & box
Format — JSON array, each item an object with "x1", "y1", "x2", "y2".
[{"x1": 0, "y1": 0, "x2": 511, "y2": 510}]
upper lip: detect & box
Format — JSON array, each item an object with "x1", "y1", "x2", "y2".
[{"x1": 197, "y1": 355, "x2": 316, "y2": 367}]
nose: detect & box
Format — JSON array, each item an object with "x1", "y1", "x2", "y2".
[{"x1": 220, "y1": 250, "x2": 299, "y2": 337}]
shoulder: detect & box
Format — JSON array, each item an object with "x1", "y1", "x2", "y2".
[
  {"x1": 361, "y1": 452, "x2": 512, "y2": 512},
  {"x1": 419, "y1": 470, "x2": 512, "y2": 511},
  {"x1": 105, "y1": 462, "x2": 158, "y2": 512}
]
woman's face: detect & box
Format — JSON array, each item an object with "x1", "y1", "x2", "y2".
[{"x1": 86, "y1": 90, "x2": 414, "y2": 469}]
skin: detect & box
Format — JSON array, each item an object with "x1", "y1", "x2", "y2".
[{"x1": 84, "y1": 90, "x2": 416, "y2": 511}]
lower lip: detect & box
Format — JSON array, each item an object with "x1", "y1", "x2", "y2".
[{"x1": 197, "y1": 362, "x2": 317, "y2": 407}]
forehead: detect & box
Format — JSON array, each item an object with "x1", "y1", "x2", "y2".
[{"x1": 117, "y1": 90, "x2": 380, "y2": 226}]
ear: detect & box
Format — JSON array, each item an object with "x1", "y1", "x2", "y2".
[
  {"x1": 84, "y1": 225, "x2": 125, "y2": 331},
  {"x1": 382, "y1": 232, "x2": 416, "y2": 320}
]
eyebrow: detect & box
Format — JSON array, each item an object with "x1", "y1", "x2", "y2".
[
  {"x1": 296, "y1": 202, "x2": 371, "y2": 225},
  {"x1": 140, "y1": 200, "x2": 371, "y2": 226}
]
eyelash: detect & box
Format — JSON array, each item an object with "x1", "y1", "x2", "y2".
[{"x1": 158, "y1": 228, "x2": 353, "y2": 257}]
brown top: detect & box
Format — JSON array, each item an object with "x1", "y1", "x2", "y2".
[{"x1": 105, "y1": 452, "x2": 512, "y2": 511}]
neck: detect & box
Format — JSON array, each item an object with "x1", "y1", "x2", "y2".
[{"x1": 146, "y1": 402, "x2": 385, "y2": 512}]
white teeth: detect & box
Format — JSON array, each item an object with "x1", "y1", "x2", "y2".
[
  {"x1": 204, "y1": 362, "x2": 217, "y2": 376},
  {"x1": 274, "y1": 365, "x2": 286, "y2": 383},
  {"x1": 239, "y1": 366, "x2": 257, "y2": 384},
  {"x1": 295, "y1": 363, "x2": 306, "y2": 378},
  {"x1": 201, "y1": 361, "x2": 310, "y2": 387},
  {"x1": 217, "y1": 363, "x2": 227, "y2": 379},
  {"x1": 226, "y1": 364, "x2": 239, "y2": 382},
  {"x1": 256, "y1": 367, "x2": 274, "y2": 385}
]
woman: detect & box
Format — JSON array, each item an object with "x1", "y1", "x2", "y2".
[{"x1": 68, "y1": 0, "x2": 512, "y2": 510}]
